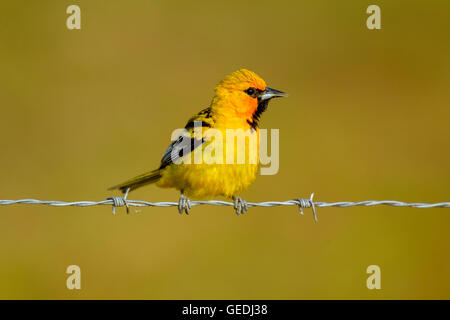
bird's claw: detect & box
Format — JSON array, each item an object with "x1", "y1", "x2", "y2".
[
  {"x1": 233, "y1": 197, "x2": 248, "y2": 215},
  {"x1": 178, "y1": 194, "x2": 191, "y2": 215}
]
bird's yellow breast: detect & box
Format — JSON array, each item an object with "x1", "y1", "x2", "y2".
[
  {"x1": 157, "y1": 127, "x2": 259, "y2": 199},
  {"x1": 158, "y1": 163, "x2": 258, "y2": 199}
]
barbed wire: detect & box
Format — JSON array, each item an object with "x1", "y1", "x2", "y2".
[{"x1": 0, "y1": 191, "x2": 449, "y2": 222}]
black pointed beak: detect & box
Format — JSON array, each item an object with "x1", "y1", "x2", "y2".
[{"x1": 260, "y1": 87, "x2": 288, "y2": 101}]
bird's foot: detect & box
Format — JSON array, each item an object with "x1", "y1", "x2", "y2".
[
  {"x1": 233, "y1": 196, "x2": 248, "y2": 215},
  {"x1": 178, "y1": 194, "x2": 191, "y2": 215}
]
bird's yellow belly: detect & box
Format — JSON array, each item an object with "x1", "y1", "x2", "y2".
[{"x1": 157, "y1": 163, "x2": 258, "y2": 199}]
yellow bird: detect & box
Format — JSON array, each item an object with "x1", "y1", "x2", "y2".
[{"x1": 109, "y1": 69, "x2": 287, "y2": 214}]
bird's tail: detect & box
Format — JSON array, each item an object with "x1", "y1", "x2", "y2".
[{"x1": 108, "y1": 169, "x2": 162, "y2": 193}]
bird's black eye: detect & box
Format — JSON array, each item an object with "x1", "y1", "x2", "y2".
[{"x1": 244, "y1": 87, "x2": 257, "y2": 97}]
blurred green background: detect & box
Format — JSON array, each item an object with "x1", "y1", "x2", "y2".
[{"x1": 0, "y1": 0, "x2": 449, "y2": 299}]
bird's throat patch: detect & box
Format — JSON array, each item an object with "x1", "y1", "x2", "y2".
[{"x1": 247, "y1": 98, "x2": 269, "y2": 130}]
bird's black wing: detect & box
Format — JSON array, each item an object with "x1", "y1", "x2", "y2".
[{"x1": 159, "y1": 107, "x2": 214, "y2": 169}]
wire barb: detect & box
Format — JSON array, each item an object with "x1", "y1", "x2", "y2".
[
  {"x1": 107, "y1": 188, "x2": 130, "y2": 215},
  {"x1": 296, "y1": 193, "x2": 317, "y2": 222}
]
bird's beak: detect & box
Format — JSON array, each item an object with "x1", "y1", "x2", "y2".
[{"x1": 260, "y1": 87, "x2": 288, "y2": 101}]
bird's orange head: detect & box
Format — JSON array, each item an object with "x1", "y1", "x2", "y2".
[{"x1": 212, "y1": 69, "x2": 287, "y2": 129}]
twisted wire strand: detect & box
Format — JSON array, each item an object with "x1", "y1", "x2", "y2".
[
  {"x1": 0, "y1": 195, "x2": 449, "y2": 222},
  {"x1": 1, "y1": 199, "x2": 449, "y2": 208}
]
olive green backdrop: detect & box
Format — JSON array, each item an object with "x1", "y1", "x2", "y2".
[{"x1": 0, "y1": 0, "x2": 449, "y2": 299}]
